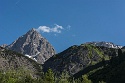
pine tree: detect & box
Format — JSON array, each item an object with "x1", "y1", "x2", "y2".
[
  {"x1": 82, "y1": 74, "x2": 92, "y2": 83},
  {"x1": 58, "y1": 72, "x2": 70, "y2": 83},
  {"x1": 44, "y1": 69, "x2": 55, "y2": 83}
]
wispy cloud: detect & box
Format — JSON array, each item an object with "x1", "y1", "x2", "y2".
[
  {"x1": 36, "y1": 24, "x2": 63, "y2": 33},
  {"x1": 67, "y1": 25, "x2": 71, "y2": 30}
]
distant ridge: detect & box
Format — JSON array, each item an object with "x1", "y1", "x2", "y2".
[{"x1": 84, "y1": 41, "x2": 123, "y2": 49}]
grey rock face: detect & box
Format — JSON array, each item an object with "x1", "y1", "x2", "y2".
[{"x1": 6, "y1": 28, "x2": 56, "y2": 64}]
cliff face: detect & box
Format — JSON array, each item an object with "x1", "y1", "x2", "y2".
[{"x1": 6, "y1": 28, "x2": 56, "y2": 64}]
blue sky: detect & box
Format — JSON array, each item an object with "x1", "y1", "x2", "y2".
[{"x1": 0, "y1": 0, "x2": 125, "y2": 53}]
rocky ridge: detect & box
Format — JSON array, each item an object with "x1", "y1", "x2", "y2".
[
  {"x1": 0, "y1": 46, "x2": 42, "y2": 77},
  {"x1": 84, "y1": 41, "x2": 123, "y2": 49},
  {"x1": 43, "y1": 44, "x2": 118, "y2": 76}
]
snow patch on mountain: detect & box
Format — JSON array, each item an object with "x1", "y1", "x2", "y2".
[
  {"x1": 84, "y1": 41, "x2": 123, "y2": 49},
  {"x1": 25, "y1": 52, "x2": 40, "y2": 62}
]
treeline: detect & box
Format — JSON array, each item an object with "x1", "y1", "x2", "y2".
[{"x1": 0, "y1": 68, "x2": 92, "y2": 83}]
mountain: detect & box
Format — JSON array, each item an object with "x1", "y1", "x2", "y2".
[
  {"x1": 6, "y1": 28, "x2": 56, "y2": 64},
  {"x1": 43, "y1": 44, "x2": 118, "y2": 76},
  {"x1": 84, "y1": 41, "x2": 123, "y2": 49},
  {"x1": 87, "y1": 48, "x2": 125, "y2": 83},
  {"x1": 0, "y1": 46, "x2": 42, "y2": 77}
]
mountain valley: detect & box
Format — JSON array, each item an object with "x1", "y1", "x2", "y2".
[{"x1": 0, "y1": 29, "x2": 125, "y2": 83}]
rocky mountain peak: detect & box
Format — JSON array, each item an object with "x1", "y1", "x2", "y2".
[
  {"x1": 30, "y1": 28, "x2": 36, "y2": 31},
  {"x1": 6, "y1": 28, "x2": 56, "y2": 64},
  {"x1": 25, "y1": 28, "x2": 42, "y2": 38}
]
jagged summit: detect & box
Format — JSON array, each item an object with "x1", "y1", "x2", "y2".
[
  {"x1": 84, "y1": 41, "x2": 123, "y2": 49},
  {"x1": 28, "y1": 28, "x2": 38, "y2": 33},
  {"x1": 24, "y1": 28, "x2": 43, "y2": 39},
  {"x1": 31, "y1": 28, "x2": 36, "y2": 31},
  {"x1": 27, "y1": 28, "x2": 39, "y2": 33},
  {"x1": 6, "y1": 28, "x2": 56, "y2": 64}
]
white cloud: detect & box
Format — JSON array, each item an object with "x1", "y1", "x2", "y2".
[
  {"x1": 36, "y1": 26, "x2": 50, "y2": 33},
  {"x1": 36, "y1": 26, "x2": 51, "y2": 33},
  {"x1": 36, "y1": 24, "x2": 64, "y2": 33},
  {"x1": 67, "y1": 25, "x2": 71, "y2": 30},
  {"x1": 65, "y1": 25, "x2": 71, "y2": 31},
  {"x1": 51, "y1": 24, "x2": 63, "y2": 33}
]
